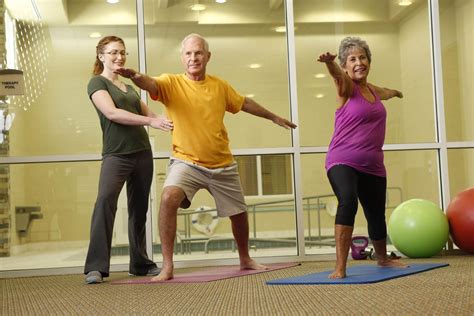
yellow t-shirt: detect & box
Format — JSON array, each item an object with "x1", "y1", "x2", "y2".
[{"x1": 150, "y1": 74, "x2": 245, "y2": 168}]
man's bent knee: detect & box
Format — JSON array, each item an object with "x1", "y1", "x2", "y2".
[{"x1": 161, "y1": 186, "x2": 186, "y2": 209}]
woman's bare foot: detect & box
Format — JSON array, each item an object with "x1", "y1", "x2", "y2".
[
  {"x1": 151, "y1": 264, "x2": 174, "y2": 281},
  {"x1": 378, "y1": 258, "x2": 409, "y2": 268},
  {"x1": 240, "y1": 259, "x2": 268, "y2": 270},
  {"x1": 328, "y1": 268, "x2": 346, "y2": 279}
]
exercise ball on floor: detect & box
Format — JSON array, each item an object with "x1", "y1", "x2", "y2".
[
  {"x1": 447, "y1": 188, "x2": 474, "y2": 254},
  {"x1": 388, "y1": 199, "x2": 449, "y2": 258}
]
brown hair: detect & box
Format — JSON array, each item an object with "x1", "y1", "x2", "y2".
[{"x1": 92, "y1": 36, "x2": 126, "y2": 75}]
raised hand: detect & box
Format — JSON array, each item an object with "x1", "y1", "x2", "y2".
[
  {"x1": 272, "y1": 116, "x2": 297, "y2": 130},
  {"x1": 317, "y1": 52, "x2": 337, "y2": 63},
  {"x1": 114, "y1": 67, "x2": 137, "y2": 79},
  {"x1": 393, "y1": 90, "x2": 403, "y2": 98}
]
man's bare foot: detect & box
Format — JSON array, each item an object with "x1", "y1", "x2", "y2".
[
  {"x1": 378, "y1": 258, "x2": 409, "y2": 268},
  {"x1": 328, "y1": 268, "x2": 346, "y2": 279},
  {"x1": 151, "y1": 270, "x2": 173, "y2": 281},
  {"x1": 240, "y1": 259, "x2": 269, "y2": 270},
  {"x1": 150, "y1": 265, "x2": 174, "y2": 281}
]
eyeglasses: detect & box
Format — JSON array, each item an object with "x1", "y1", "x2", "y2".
[{"x1": 103, "y1": 50, "x2": 128, "y2": 57}]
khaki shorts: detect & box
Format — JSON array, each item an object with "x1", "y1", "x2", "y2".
[{"x1": 163, "y1": 159, "x2": 247, "y2": 217}]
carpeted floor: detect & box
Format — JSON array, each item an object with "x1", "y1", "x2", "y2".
[{"x1": 1, "y1": 256, "x2": 473, "y2": 315}]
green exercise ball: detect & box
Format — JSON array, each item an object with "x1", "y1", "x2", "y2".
[{"x1": 388, "y1": 199, "x2": 449, "y2": 258}]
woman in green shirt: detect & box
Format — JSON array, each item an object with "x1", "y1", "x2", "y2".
[{"x1": 84, "y1": 36, "x2": 173, "y2": 284}]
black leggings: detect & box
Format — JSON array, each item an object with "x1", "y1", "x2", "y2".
[{"x1": 327, "y1": 164, "x2": 387, "y2": 241}]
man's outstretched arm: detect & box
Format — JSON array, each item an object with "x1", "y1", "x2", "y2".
[
  {"x1": 241, "y1": 97, "x2": 297, "y2": 130},
  {"x1": 115, "y1": 67, "x2": 159, "y2": 98}
]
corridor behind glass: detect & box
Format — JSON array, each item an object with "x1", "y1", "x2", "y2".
[{"x1": 1, "y1": 0, "x2": 472, "y2": 274}]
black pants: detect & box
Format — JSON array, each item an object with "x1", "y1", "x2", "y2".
[
  {"x1": 84, "y1": 150, "x2": 157, "y2": 277},
  {"x1": 327, "y1": 164, "x2": 387, "y2": 241}
]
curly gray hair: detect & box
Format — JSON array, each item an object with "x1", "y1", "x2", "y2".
[{"x1": 338, "y1": 36, "x2": 372, "y2": 66}]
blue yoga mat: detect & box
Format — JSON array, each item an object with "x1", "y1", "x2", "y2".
[{"x1": 266, "y1": 263, "x2": 449, "y2": 285}]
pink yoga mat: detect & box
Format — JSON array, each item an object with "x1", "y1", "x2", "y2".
[{"x1": 111, "y1": 262, "x2": 300, "y2": 284}]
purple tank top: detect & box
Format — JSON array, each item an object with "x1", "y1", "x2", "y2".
[{"x1": 325, "y1": 84, "x2": 387, "y2": 177}]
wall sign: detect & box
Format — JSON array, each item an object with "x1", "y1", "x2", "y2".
[{"x1": 0, "y1": 69, "x2": 24, "y2": 95}]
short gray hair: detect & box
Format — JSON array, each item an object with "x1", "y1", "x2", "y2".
[
  {"x1": 338, "y1": 36, "x2": 372, "y2": 66},
  {"x1": 181, "y1": 33, "x2": 209, "y2": 52}
]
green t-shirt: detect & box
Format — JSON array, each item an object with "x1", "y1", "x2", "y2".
[{"x1": 87, "y1": 75, "x2": 151, "y2": 155}]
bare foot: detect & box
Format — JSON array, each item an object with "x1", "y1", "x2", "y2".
[
  {"x1": 378, "y1": 258, "x2": 409, "y2": 268},
  {"x1": 240, "y1": 259, "x2": 269, "y2": 270},
  {"x1": 151, "y1": 271, "x2": 173, "y2": 281},
  {"x1": 328, "y1": 268, "x2": 346, "y2": 279},
  {"x1": 150, "y1": 265, "x2": 174, "y2": 281}
]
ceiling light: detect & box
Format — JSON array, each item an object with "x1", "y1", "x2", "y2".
[
  {"x1": 190, "y1": 4, "x2": 206, "y2": 11},
  {"x1": 89, "y1": 32, "x2": 102, "y2": 38},
  {"x1": 315, "y1": 94, "x2": 325, "y2": 99},
  {"x1": 249, "y1": 63, "x2": 262, "y2": 69},
  {"x1": 246, "y1": 94, "x2": 255, "y2": 98},
  {"x1": 398, "y1": 0, "x2": 412, "y2": 6},
  {"x1": 215, "y1": 0, "x2": 227, "y2": 3},
  {"x1": 106, "y1": 0, "x2": 120, "y2": 4},
  {"x1": 314, "y1": 73, "x2": 326, "y2": 79}
]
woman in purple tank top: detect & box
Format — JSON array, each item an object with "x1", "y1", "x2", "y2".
[{"x1": 318, "y1": 37, "x2": 407, "y2": 279}]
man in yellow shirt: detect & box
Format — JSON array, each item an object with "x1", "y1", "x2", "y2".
[{"x1": 117, "y1": 33, "x2": 297, "y2": 281}]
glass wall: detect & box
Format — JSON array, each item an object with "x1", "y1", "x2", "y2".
[
  {"x1": 144, "y1": 0, "x2": 293, "y2": 151},
  {"x1": 0, "y1": 161, "x2": 136, "y2": 270},
  {"x1": 448, "y1": 149, "x2": 474, "y2": 199},
  {"x1": 153, "y1": 154, "x2": 298, "y2": 262},
  {"x1": 4, "y1": 0, "x2": 141, "y2": 157},
  {"x1": 295, "y1": 0, "x2": 435, "y2": 147},
  {"x1": 1, "y1": 0, "x2": 473, "y2": 275},
  {"x1": 144, "y1": 0, "x2": 297, "y2": 262},
  {"x1": 440, "y1": 0, "x2": 474, "y2": 142},
  {"x1": 301, "y1": 150, "x2": 441, "y2": 253},
  {"x1": 1, "y1": 0, "x2": 141, "y2": 270}
]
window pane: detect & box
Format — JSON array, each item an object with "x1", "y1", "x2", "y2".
[
  {"x1": 448, "y1": 149, "x2": 474, "y2": 198},
  {"x1": 4, "y1": 0, "x2": 139, "y2": 156},
  {"x1": 440, "y1": 0, "x2": 474, "y2": 142},
  {"x1": 300, "y1": 153, "x2": 335, "y2": 253},
  {"x1": 153, "y1": 155, "x2": 298, "y2": 262},
  {"x1": 0, "y1": 161, "x2": 138, "y2": 270},
  {"x1": 302, "y1": 150, "x2": 441, "y2": 254},
  {"x1": 294, "y1": 0, "x2": 435, "y2": 147},
  {"x1": 234, "y1": 156, "x2": 258, "y2": 196},
  {"x1": 235, "y1": 155, "x2": 293, "y2": 197},
  {"x1": 145, "y1": 0, "x2": 293, "y2": 150},
  {"x1": 261, "y1": 154, "x2": 292, "y2": 195}
]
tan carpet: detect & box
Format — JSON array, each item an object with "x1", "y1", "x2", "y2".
[{"x1": 1, "y1": 256, "x2": 473, "y2": 315}]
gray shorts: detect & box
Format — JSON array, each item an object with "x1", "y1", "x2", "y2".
[{"x1": 163, "y1": 159, "x2": 247, "y2": 217}]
